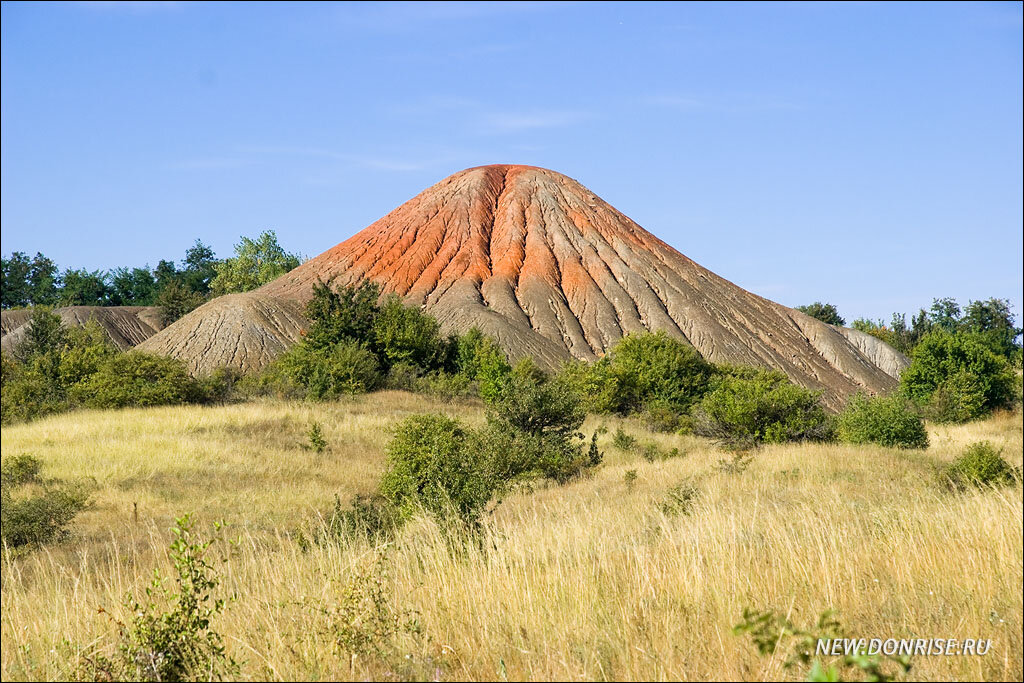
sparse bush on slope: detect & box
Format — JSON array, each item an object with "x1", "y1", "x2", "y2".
[{"x1": 76, "y1": 515, "x2": 238, "y2": 682}]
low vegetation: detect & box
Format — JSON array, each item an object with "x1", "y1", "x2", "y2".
[
  {"x1": 836, "y1": 393, "x2": 930, "y2": 449},
  {"x1": 1, "y1": 395, "x2": 1020, "y2": 681},
  {"x1": 1, "y1": 454, "x2": 89, "y2": 552}
]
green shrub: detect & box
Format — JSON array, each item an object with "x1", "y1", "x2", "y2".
[
  {"x1": 415, "y1": 371, "x2": 477, "y2": 402},
  {"x1": 1, "y1": 454, "x2": 88, "y2": 550},
  {"x1": 155, "y1": 280, "x2": 206, "y2": 326},
  {"x1": 580, "y1": 332, "x2": 715, "y2": 415},
  {"x1": 900, "y1": 331, "x2": 1016, "y2": 422},
  {"x1": 483, "y1": 360, "x2": 599, "y2": 483},
  {"x1": 302, "y1": 279, "x2": 382, "y2": 352},
  {"x1": 276, "y1": 340, "x2": 382, "y2": 399},
  {"x1": 639, "y1": 442, "x2": 683, "y2": 463},
  {"x1": 317, "y1": 553, "x2": 422, "y2": 663},
  {"x1": 373, "y1": 296, "x2": 451, "y2": 371},
  {"x1": 641, "y1": 398, "x2": 684, "y2": 432},
  {"x1": 660, "y1": 481, "x2": 699, "y2": 516},
  {"x1": 691, "y1": 367, "x2": 833, "y2": 449},
  {"x1": 307, "y1": 421, "x2": 327, "y2": 453},
  {"x1": 611, "y1": 426, "x2": 637, "y2": 450},
  {"x1": 378, "y1": 414, "x2": 495, "y2": 531},
  {"x1": 1, "y1": 453, "x2": 43, "y2": 486},
  {"x1": 12, "y1": 307, "x2": 68, "y2": 361},
  {"x1": 795, "y1": 302, "x2": 845, "y2": 326},
  {"x1": 78, "y1": 515, "x2": 238, "y2": 682},
  {"x1": 836, "y1": 393, "x2": 929, "y2": 449},
  {"x1": 1, "y1": 358, "x2": 67, "y2": 423},
  {"x1": 69, "y1": 351, "x2": 203, "y2": 409},
  {"x1": 944, "y1": 442, "x2": 1020, "y2": 490},
  {"x1": 452, "y1": 328, "x2": 511, "y2": 402},
  {"x1": 322, "y1": 494, "x2": 400, "y2": 543},
  {"x1": 383, "y1": 362, "x2": 422, "y2": 391}
]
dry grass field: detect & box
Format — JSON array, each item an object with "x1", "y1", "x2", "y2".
[{"x1": 2, "y1": 392, "x2": 1021, "y2": 681}]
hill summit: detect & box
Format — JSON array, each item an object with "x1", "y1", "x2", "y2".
[{"x1": 139, "y1": 164, "x2": 906, "y2": 407}]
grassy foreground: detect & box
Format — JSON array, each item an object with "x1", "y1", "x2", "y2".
[{"x1": 1, "y1": 392, "x2": 1021, "y2": 681}]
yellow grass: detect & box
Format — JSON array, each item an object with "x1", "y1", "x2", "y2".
[{"x1": 2, "y1": 393, "x2": 1021, "y2": 681}]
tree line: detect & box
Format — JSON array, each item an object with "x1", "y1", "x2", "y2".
[{"x1": 1, "y1": 231, "x2": 301, "y2": 325}]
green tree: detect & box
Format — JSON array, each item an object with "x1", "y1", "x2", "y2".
[
  {"x1": 1, "y1": 252, "x2": 31, "y2": 308},
  {"x1": 58, "y1": 268, "x2": 110, "y2": 306},
  {"x1": 181, "y1": 239, "x2": 219, "y2": 295},
  {"x1": 929, "y1": 297, "x2": 961, "y2": 332},
  {"x1": 155, "y1": 280, "x2": 206, "y2": 326},
  {"x1": 2, "y1": 252, "x2": 59, "y2": 308},
  {"x1": 796, "y1": 302, "x2": 845, "y2": 326},
  {"x1": 210, "y1": 230, "x2": 300, "y2": 295},
  {"x1": 900, "y1": 331, "x2": 1016, "y2": 422},
  {"x1": 960, "y1": 298, "x2": 1022, "y2": 360},
  {"x1": 109, "y1": 266, "x2": 158, "y2": 306}
]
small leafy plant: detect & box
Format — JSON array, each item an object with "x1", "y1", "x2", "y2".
[
  {"x1": 307, "y1": 421, "x2": 328, "y2": 454},
  {"x1": 733, "y1": 607, "x2": 912, "y2": 681},
  {"x1": 612, "y1": 427, "x2": 637, "y2": 451},
  {"x1": 715, "y1": 451, "x2": 753, "y2": 475},
  {"x1": 660, "y1": 481, "x2": 698, "y2": 517},
  {"x1": 315, "y1": 553, "x2": 423, "y2": 670},
  {"x1": 77, "y1": 515, "x2": 238, "y2": 682}
]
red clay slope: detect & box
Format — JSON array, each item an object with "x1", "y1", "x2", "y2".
[{"x1": 140, "y1": 165, "x2": 907, "y2": 408}]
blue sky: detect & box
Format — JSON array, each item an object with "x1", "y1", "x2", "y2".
[{"x1": 2, "y1": 1, "x2": 1021, "y2": 323}]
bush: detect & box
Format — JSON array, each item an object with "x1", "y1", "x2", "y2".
[
  {"x1": 611, "y1": 426, "x2": 637, "y2": 450},
  {"x1": 307, "y1": 421, "x2": 327, "y2": 453},
  {"x1": 796, "y1": 302, "x2": 845, "y2": 326},
  {"x1": 560, "y1": 332, "x2": 714, "y2": 415},
  {"x1": 275, "y1": 340, "x2": 382, "y2": 399},
  {"x1": 303, "y1": 279, "x2": 382, "y2": 352},
  {"x1": 1, "y1": 454, "x2": 88, "y2": 550},
  {"x1": 373, "y1": 296, "x2": 452, "y2": 371},
  {"x1": 198, "y1": 366, "x2": 243, "y2": 404},
  {"x1": 691, "y1": 367, "x2": 833, "y2": 449},
  {"x1": 378, "y1": 414, "x2": 495, "y2": 531},
  {"x1": 944, "y1": 442, "x2": 1020, "y2": 490},
  {"x1": 452, "y1": 328, "x2": 511, "y2": 402},
  {"x1": 323, "y1": 494, "x2": 400, "y2": 543},
  {"x1": 483, "y1": 360, "x2": 599, "y2": 483},
  {"x1": 641, "y1": 398, "x2": 684, "y2": 433},
  {"x1": 900, "y1": 331, "x2": 1016, "y2": 422},
  {"x1": 78, "y1": 515, "x2": 238, "y2": 682},
  {"x1": 836, "y1": 393, "x2": 929, "y2": 449},
  {"x1": 69, "y1": 351, "x2": 203, "y2": 409}
]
